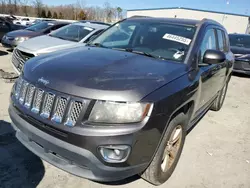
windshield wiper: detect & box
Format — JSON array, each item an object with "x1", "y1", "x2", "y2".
[
  {"x1": 87, "y1": 43, "x2": 107, "y2": 48},
  {"x1": 112, "y1": 48, "x2": 165, "y2": 60}
]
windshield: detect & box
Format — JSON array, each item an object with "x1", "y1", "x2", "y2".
[
  {"x1": 26, "y1": 22, "x2": 53, "y2": 31},
  {"x1": 49, "y1": 24, "x2": 94, "y2": 42},
  {"x1": 90, "y1": 20, "x2": 196, "y2": 62},
  {"x1": 229, "y1": 35, "x2": 250, "y2": 49}
]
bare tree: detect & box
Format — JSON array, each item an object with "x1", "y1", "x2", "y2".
[
  {"x1": 21, "y1": 0, "x2": 30, "y2": 16},
  {"x1": 0, "y1": 0, "x2": 122, "y2": 22},
  {"x1": 33, "y1": 0, "x2": 43, "y2": 17},
  {"x1": 103, "y1": 1, "x2": 114, "y2": 23}
]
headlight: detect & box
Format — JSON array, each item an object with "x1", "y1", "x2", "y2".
[
  {"x1": 36, "y1": 52, "x2": 48, "y2": 56},
  {"x1": 88, "y1": 101, "x2": 153, "y2": 124},
  {"x1": 15, "y1": 37, "x2": 29, "y2": 42}
]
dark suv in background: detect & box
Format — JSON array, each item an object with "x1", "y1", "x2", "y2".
[
  {"x1": 229, "y1": 33, "x2": 250, "y2": 75},
  {"x1": 9, "y1": 17, "x2": 234, "y2": 185},
  {"x1": 0, "y1": 17, "x2": 27, "y2": 41}
]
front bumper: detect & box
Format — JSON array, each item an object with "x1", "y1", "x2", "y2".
[
  {"x1": 233, "y1": 60, "x2": 250, "y2": 75},
  {"x1": 9, "y1": 104, "x2": 149, "y2": 182}
]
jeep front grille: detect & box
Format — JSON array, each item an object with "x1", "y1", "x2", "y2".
[
  {"x1": 14, "y1": 77, "x2": 86, "y2": 127},
  {"x1": 19, "y1": 81, "x2": 28, "y2": 104},
  {"x1": 41, "y1": 93, "x2": 55, "y2": 119},
  {"x1": 32, "y1": 89, "x2": 44, "y2": 114},
  {"x1": 65, "y1": 101, "x2": 83, "y2": 127},
  {"x1": 52, "y1": 97, "x2": 68, "y2": 124},
  {"x1": 24, "y1": 85, "x2": 35, "y2": 109},
  {"x1": 15, "y1": 77, "x2": 23, "y2": 99}
]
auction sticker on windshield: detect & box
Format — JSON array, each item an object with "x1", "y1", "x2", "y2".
[{"x1": 163, "y1": 33, "x2": 192, "y2": 45}]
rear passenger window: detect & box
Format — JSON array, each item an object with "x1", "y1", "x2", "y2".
[
  {"x1": 217, "y1": 30, "x2": 224, "y2": 52},
  {"x1": 223, "y1": 32, "x2": 230, "y2": 52}
]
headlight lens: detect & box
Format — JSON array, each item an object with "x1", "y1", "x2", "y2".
[
  {"x1": 15, "y1": 37, "x2": 29, "y2": 42},
  {"x1": 89, "y1": 101, "x2": 152, "y2": 124}
]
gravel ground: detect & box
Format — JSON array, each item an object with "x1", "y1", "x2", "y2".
[{"x1": 0, "y1": 46, "x2": 249, "y2": 188}]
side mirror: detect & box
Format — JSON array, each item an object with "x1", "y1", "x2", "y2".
[{"x1": 203, "y1": 49, "x2": 226, "y2": 64}]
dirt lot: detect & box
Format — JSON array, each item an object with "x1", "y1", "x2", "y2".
[{"x1": 0, "y1": 46, "x2": 249, "y2": 188}]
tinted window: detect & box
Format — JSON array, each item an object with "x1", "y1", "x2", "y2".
[
  {"x1": 217, "y1": 30, "x2": 224, "y2": 52},
  {"x1": 91, "y1": 20, "x2": 196, "y2": 62},
  {"x1": 229, "y1": 34, "x2": 250, "y2": 48},
  {"x1": 200, "y1": 29, "x2": 217, "y2": 61},
  {"x1": 26, "y1": 22, "x2": 54, "y2": 32},
  {"x1": 50, "y1": 24, "x2": 94, "y2": 42}
]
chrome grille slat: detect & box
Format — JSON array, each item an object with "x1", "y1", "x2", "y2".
[
  {"x1": 19, "y1": 81, "x2": 28, "y2": 104},
  {"x1": 41, "y1": 93, "x2": 55, "y2": 119},
  {"x1": 65, "y1": 101, "x2": 83, "y2": 127},
  {"x1": 14, "y1": 78, "x2": 86, "y2": 127},
  {"x1": 52, "y1": 97, "x2": 68, "y2": 124},
  {"x1": 31, "y1": 89, "x2": 44, "y2": 114},
  {"x1": 15, "y1": 78, "x2": 23, "y2": 99},
  {"x1": 24, "y1": 85, "x2": 35, "y2": 109}
]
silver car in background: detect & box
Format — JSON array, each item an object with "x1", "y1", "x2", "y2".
[{"x1": 12, "y1": 22, "x2": 109, "y2": 74}]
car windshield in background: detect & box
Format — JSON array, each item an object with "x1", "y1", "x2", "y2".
[
  {"x1": 229, "y1": 35, "x2": 250, "y2": 49},
  {"x1": 90, "y1": 20, "x2": 196, "y2": 62},
  {"x1": 49, "y1": 24, "x2": 94, "y2": 42},
  {"x1": 26, "y1": 22, "x2": 53, "y2": 31}
]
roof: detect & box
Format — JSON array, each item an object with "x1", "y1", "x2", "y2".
[
  {"x1": 79, "y1": 20, "x2": 111, "y2": 26},
  {"x1": 47, "y1": 21, "x2": 70, "y2": 25},
  {"x1": 127, "y1": 7, "x2": 250, "y2": 18},
  {"x1": 127, "y1": 17, "x2": 201, "y2": 26},
  {"x1": 72, "y1": 22, "x2": 109, "y2": 29}
]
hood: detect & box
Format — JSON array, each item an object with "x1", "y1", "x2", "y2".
[
  {"x1": 6, "y1": 29, "x2": 41, "y2": 38},
  {"x1": 231, "y1": 46, "x2": 250, "y2": 56},
  {"x1": 11, "y1": 24, "x2": 27, "y2": 30},
  {"x1": 23, "y1": 47, "x2": 188, "y2": 102},
  {"x1": 17, "y1": 35, "x2": 81, "y2": 54}
]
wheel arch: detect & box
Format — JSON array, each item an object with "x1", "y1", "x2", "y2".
[{"x1": 146, "y1": 100, "x2": 195, "y2": 167}]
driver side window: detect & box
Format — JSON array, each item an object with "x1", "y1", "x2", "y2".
[{"x1": 199, "y1": 29, "x2": 217, "y2": 63}]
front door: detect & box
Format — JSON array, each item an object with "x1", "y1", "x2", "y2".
[{"x1": 197, "y1": 28, "x2": 226, "y2": 110}]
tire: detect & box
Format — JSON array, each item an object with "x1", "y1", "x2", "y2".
[
  {"x1": 141, "y1": 113, "x2": 188, "y2": 185},
  {"x1": 210, "y1": 81, "x2": 228, "y2": 111}
]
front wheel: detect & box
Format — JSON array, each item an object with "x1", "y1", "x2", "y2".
[
  {"x1": 141, "y1": 113, "x2": 187, "y2": 185},
  {"x1": 210, "y1": 81, "x2": 228, "y2": 111}
]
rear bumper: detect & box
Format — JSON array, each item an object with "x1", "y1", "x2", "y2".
[
  {"x1": 9, "y1": 105, "x2": 148, "y2": 182},
  {"x1": 233, "y1": 69, "x2": 250, "y2": 75},
  {"x1": 233, "y1": 60, "x2": 250, "y2": 75}
]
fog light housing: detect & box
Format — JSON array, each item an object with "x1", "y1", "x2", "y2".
[{"x1": 99, "y1": 145, "x2": 131, "y2": 163}]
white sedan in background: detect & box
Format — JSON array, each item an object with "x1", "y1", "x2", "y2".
[{"x1": 12, "y1": 22, "x2": 109, "y2": 74}]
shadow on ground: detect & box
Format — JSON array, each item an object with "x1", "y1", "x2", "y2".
[
  {"x1": 0, "y1": 120, "x2": 45, "y2": 188},
  {"x1": 6, "y1": 49, "x2": 13, "y2": 53},
  {"x1": 233, "y1": 72, "x2": 250, "y2": 78},
  {"x1": 0, "y1": 50, "x2": 8, "y2": 56},
  {"x1": 94, "y1": 175, "x2": 140, "y2": 186}
]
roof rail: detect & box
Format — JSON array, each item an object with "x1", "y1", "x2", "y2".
[{"x1": 128, "y1": 15, "x2": 152, "y2": 19}]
